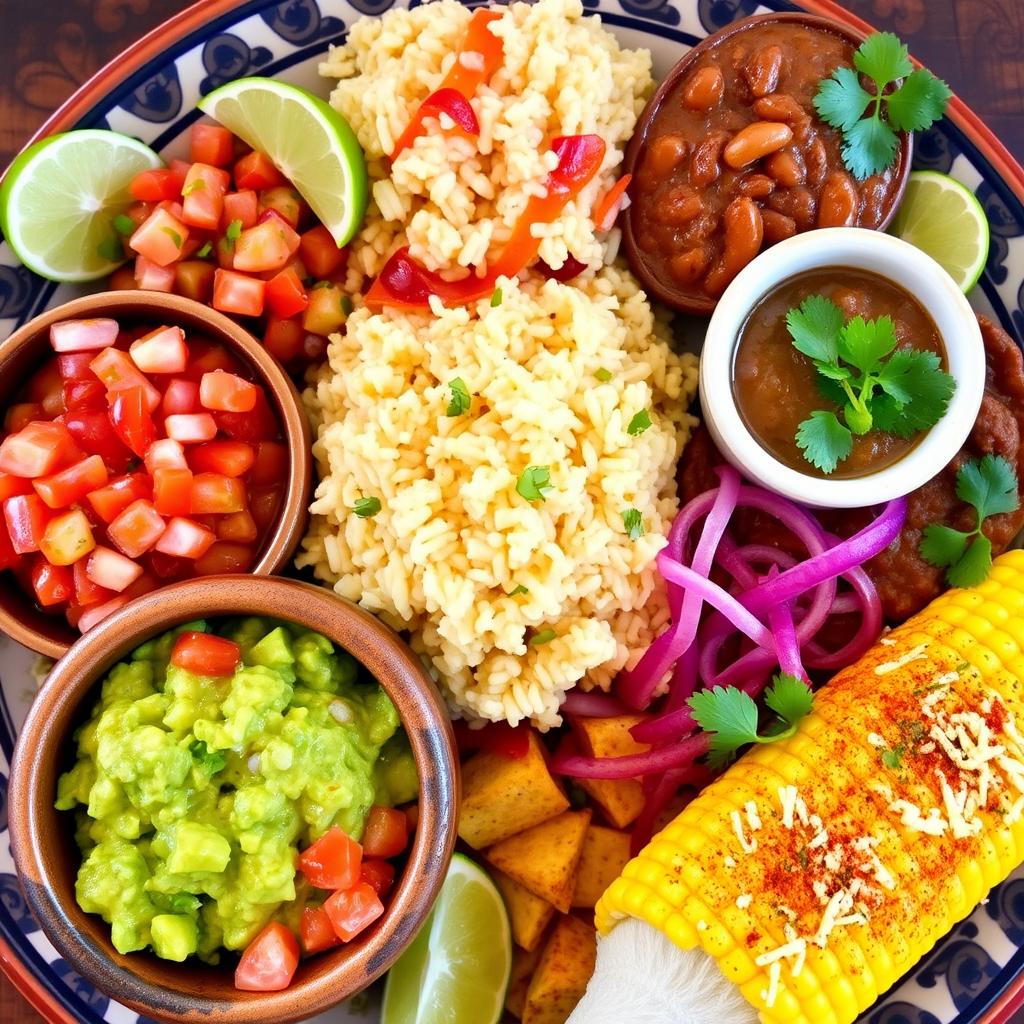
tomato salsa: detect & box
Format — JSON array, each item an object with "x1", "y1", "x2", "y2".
[
  {"x1": 0, "y1": 317, "x2": 287, "y2": 632},
  {"x1": 628, "y1": 20, "x2": 905, "y2": 308},
  {"x1": 733, "y1": 268, "x2": 945, "y2": 479}
]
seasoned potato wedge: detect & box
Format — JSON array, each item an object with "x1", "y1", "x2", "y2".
[
  {"x1": 522, "y1": 914, "x2": 598, "y2": 1024},
  {"x1": 571, "y1": 825, "x2": 632, "y2": 909}
]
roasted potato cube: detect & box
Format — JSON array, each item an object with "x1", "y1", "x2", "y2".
[
  {"x1": 571, "y1": 825, "x2": 632, "y2": 909},
  {"x1": 495, "y1": 869, "x2": 558, "y2": 952},
  {"x1": 522, "y1": 915, "x2": 598, "y2": 1024},
  {"x1": 506, "y1": 943, "x2": 544, "y2": 1018}
]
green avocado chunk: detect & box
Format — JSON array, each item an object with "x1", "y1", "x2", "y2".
[{"x1": 56, "y1": 618, "x2": 412, "y2": 964}]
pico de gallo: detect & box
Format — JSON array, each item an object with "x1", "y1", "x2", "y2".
[
  {"x1": 0, "y1": 316, "x2": 286, "y2": 632},
  {"x1": 107, "y1": 123, "x2": 351, "y2": 370}
]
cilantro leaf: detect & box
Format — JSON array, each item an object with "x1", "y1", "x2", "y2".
[
  {"x1": 97, "y1": 237, "x2": 123, "y2": 262},
  {"x1": 841, "y1": 115, "x2": 900, "y2": 180},
  {"x1": 854, "y1": 31, "x2": 913, "y2": 86},
  {"x1": 875, "y1": 349, "x2": 955, "y2": 428},
  {"x1": 786, "y1": 295, "x2": 844, "y2": 364},
  {"x1": 627, "y1": 410, "x2": 652, "y2": 436},
  {"x1": 113, "y1": 214, "x2": 136, "y2": 236},
  {"x1": 957, "y1": 454, "x2": 1020, "y2": 521},
  {"x1": 190, "y1": 740, "x2": 226, "y2": 775},
  {"x1": 446, "y1": 377, "x2": 471, "y2": 417},
  {"x1": 517, "y1": 465, "x2": 553, "y2": 503},
  {"x1": 688, "y1": 686, "x2": 760, "y2": 771},
  {"x1": 919, "y1": 524, "x2": 971, "y2": 568},
  {"x1": 530, "y1": 629, "x2": 556, "y2": 647},
  {"x1": 796, "y1": 411, "x2": 852, "y2": 475},
  {"x1": 813, "y1": 66, "x2": 873, "y2": 131},
  {"x1": 869, "y1": 393, "x2": 922, "y2": 439},
  {"x1": 886, "y1": 69, "x2": 953, "y2": 132},
  {"x1": 948, "y1": 534, "x2": 993, "y2": 589},
  {"x1": 838, "y1": 315, "x2": 897, "y2": 374},
  {"x1": 881, "y1": 744, "x2": 905, "y2": 771},
  {"x1": 622, "y1": 508, "x2": 644, "y2": 540},
  {"x1": 595, "y1": 368, "x2": 613, "y2": 383},
  {"x1": 351, "y1": 496, "x2": 381, "y2": 519},
  {"x1": 763, "y1": 673, "x2": 813, "y2": 725},
  {"x1": 508, "y1": 584, "x2": 529, "y2": 596}
]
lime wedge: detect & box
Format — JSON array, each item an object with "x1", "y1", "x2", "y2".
[
  {"x1": 888, "y1": 170, "x2": 990, "y2": 292},
  {"x1": 0, "y1": 130, "x2": 162, "y2": 282},
  {"x1": 198, "y1": 77, "x2": 367, "y2": 247},
  {"x1": 381, "y1": 854, "x2": 511, "y2": 1024}
]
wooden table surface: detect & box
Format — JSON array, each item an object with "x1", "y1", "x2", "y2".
[{"x1": 1, "y1": 0, "x2": 1023, "y2": 1020}]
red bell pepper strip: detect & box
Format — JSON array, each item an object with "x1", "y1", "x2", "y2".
[
  {"x1": 366, "y1": 134, "x2": 606, "y2": 311},
  {"x1": 592, "y1": 172, "x2": 633, "y2": 232},
  {"x1": 390, "y1": 8, "x2": 504, "y2": 158}
]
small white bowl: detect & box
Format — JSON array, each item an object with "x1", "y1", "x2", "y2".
[{"x1": 699, "y1": 228, "x2": 985, "y2": 509}]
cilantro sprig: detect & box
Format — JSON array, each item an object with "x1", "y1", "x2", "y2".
[
  {"x1": 814, "y1": 32, "x2": 951, "y2": 179},
  {"x1": 688, "y1": 674, "x2": 813, "y2": 771},
  {"x1": 919, "y1": 455, "x2": 1020, "y2": 587},
  {"x1": 788, "y1": 294, "x2": 955, "y2": 474}
]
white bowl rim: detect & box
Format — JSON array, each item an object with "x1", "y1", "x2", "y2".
[{"x1": 698, "y1": 227, "x2": 986, "y2": 509}]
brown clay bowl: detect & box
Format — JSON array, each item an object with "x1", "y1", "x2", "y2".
[
  {"x1": 0, "y1": 290, "x2": 312, "y2": 658},
  {"x1": 9, "y1": 574, "x2": 459, "y2": 1024},
  {"x1": 622, "y1": 12, "x2": 914, "y2": 316}
]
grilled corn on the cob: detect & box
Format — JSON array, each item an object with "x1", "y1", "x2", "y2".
[{"x1": 596, "y1": 549, "x2": 1024, "y2": 1024}]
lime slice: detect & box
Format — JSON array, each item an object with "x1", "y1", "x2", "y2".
[
  {"x1": 381, "y1": 854, "x2": 511, "y2": 1024},
  {"x1": 198, "y1": 77, "x2": 367, "y2": 247},
  {"x1": 888, "y1": 170, "x2": 990, "y2": 292},
  {"x1": 0, "y1": 130, "x2": 162, "y2": 282}
]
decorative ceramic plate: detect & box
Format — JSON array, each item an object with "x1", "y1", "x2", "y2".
[{"x1": 2, "y1": 0, "x2": 1024, "y2": 1022}]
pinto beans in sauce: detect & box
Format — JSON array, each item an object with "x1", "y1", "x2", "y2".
[{"x1": 629, "y1": 22, "x2": 905, "y2": 306}]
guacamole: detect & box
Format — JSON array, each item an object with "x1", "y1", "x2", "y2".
[{"x1": 56, "y1": 617, "x2": 417, "y2": 964}]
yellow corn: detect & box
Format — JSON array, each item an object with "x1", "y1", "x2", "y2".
[{"x1": 596, "y1": 549, "x2": 1024, "y2": 1024}]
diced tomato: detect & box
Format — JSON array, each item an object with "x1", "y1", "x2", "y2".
[
  {"x1": 145, "y1": 438, "x2": 187, "y2": 474},
  {"x1": 85, "y1": 546, "x2": 142, "y2": 592},
  {"x1": 72, "y1": 558, "x2": 114, "y2": 607},
  {"x1": 86, "y1": 473, "x2": 152, "y2": 523},
  {"x1": 248, "y1": 486, "x2": 281, "y2": 533},
  {"x1": 120, "y1": 568, "x2": 159, "y2": 601},
  {"x1": 248, "y1": 441, "x2": 288, "y2": 487},
  {"x1": 39, "y1": 509, "x2": 95, "y2": 566},
  {"x1": 217, "y1": 510, "x2": 257, "y2": 543},
  {"x1": 235, "y1": 922, "x2": 299, "y2": 993},
  {"x1": 125, "y1": 200, "x2": 157, "y2": 231},
  {"x1": 189, "y1": 440, "x2": 254, "y2": 477},
  {"x1": 62, "y1": 411, "x2": 133, "y2": 474},
  {"x1": 129, "y1": 206, "x2": 190, "y2": 267},
  {"x1": 30, "y1": 559, "x2": 74, "y2": 607},
  {"x1": 190, "y1": 473, "x2": 245, "y2": 514},
  {"x1": 130, "y1": 167, "x2": 187, "y2": 203},
  {"x1": 171, "y1": 630, "x2": 240, "y2": 675},
  {"x1": 299, "y1": 226, "x2": 347, "y2": 279},
  {"x1": 222, "y1": 189, "x2": 259, "y2": 230},
  {"x1": 214, "y1": 389, "x2": 278, "y2": 443},
  {"x1": 24, "y1": 364, "x2": 65, "y2": 418},
  {"x1": 56, "y1": 353, "x2": 96, "y2": 381},
  {"x1": 298, "y1": 826, "x2": 362, "y2": 890},
  {"x1": 173, "y1": 260, "x2": 216, "y2": 304},
  {"x1": 107, "y1": 499, "x2": 166, "y2": 558},
  {"x1": 193, "y1": 541, "x2": 255, "y2": 575},
  {"x1": 234, "y1": 151, "x2": 285, "y2": 191},
  {"x1": 147, "y1": 550, "x2": 187, "y2": 578},
  {"x1": 0, "y1": 521, "x2": 17, "y2": 571},
  {"x1": 165, "y1": 413, "x2": 217, "y2": 444},
  {"x1": 360, "y1": 806, "x2": 409, "y2": 859},
  {"x1": 135, "y1": 255, "x2": 176, "y2": 293},
  {"x1": 154, "y1": 517, "x2": 216, "y2": 559},
  {"x1": 110, "y1": 387, "x2": 157, "y2": 459},
  {"x1": 185, "y1": 342, "x2": 243, "y2": 380},
  {"x1": 63, "y1": 379, "x2": 106, "y2": 412},
  {"x1": 264, "y1": 267, "x2": 309, "y2": 320},
  {"x1": 5, "y1": 404, "x2": 42, "y2": 433},
  {"x1": 453, "y1": 721, "x2": 532, "y2": 760},
  {"x1": 199, "y1": 371, "x2": 258, "y2": 414},
  {"x1": 157, "y1": 198, "x2": 186, "y2": 221},
  {"x1": 258, "y1": 187, "x2": 304, "y2": 229},
  {"x1": 0, "y1": 473, "x2": 33, "y2": 501},
  {"x1": 152, "y1": 467, "x2": 194, "y2": 517},
  {"x1": 49, "y1": 318, "x2": 119, "y2": 353},
  {"x1": 303, "y1": 284, "x2": 348, "y2": 336},
  {"x1": 130, "y1": 326, "x2": 188, "y2": 374},
  {"x1": 77, "y1": 595, "x2": 129, "y2": 632},
  {"x1": 262, "y1": 317, "x2": 305, "y2": 364},
  {"x1": 212, "y1": 270, "x2": 265, "y2": 317},
  {"x1": 324, "y1": 884, "x2": 384, "y2": 943},
  {"x1": 162, "y1": 379, "x2": 199, "y2": 417},
  {"x1": 33, "y1": 456, "x2": 108, "y2": 509},
  {"x1": 359, "y1": 859, "x2": 396, "y2": 900},
  {"x1": 299, "y1": 906, "x2": 341, "y2": 956},
  {"x1": 190, "y1": 124, "x2": 235, "y2": 167},
  {"x1": 216, "y1": 235, "x2": 236, "y2": 271},
  {"x1": 234, "y1": 219, "x2": 298, "y2": 274},
  {"x1": 181, "y1": 163, "x2": 231, "y2": 231},
  {"x1": 0, "y1": 421, "x2": 80, "y2": 479},
  {"x1": 89, "y1": 348, "x2": 161, "y2": 411}
]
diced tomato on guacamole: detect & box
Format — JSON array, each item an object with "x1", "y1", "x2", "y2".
[{"x1": 55, "y1": 618, "x2": 418, "y2": 982}]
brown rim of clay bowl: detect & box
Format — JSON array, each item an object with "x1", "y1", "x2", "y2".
[
  {"x1": 9, "y1": 575, "x2": 459, "y2": 1024},
  {"x1": 0, "y1": 291, "x2": 313, "y2": 659},
  {"x1": 622, "y1": 12, "x2": 915, "y2": 316}
]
